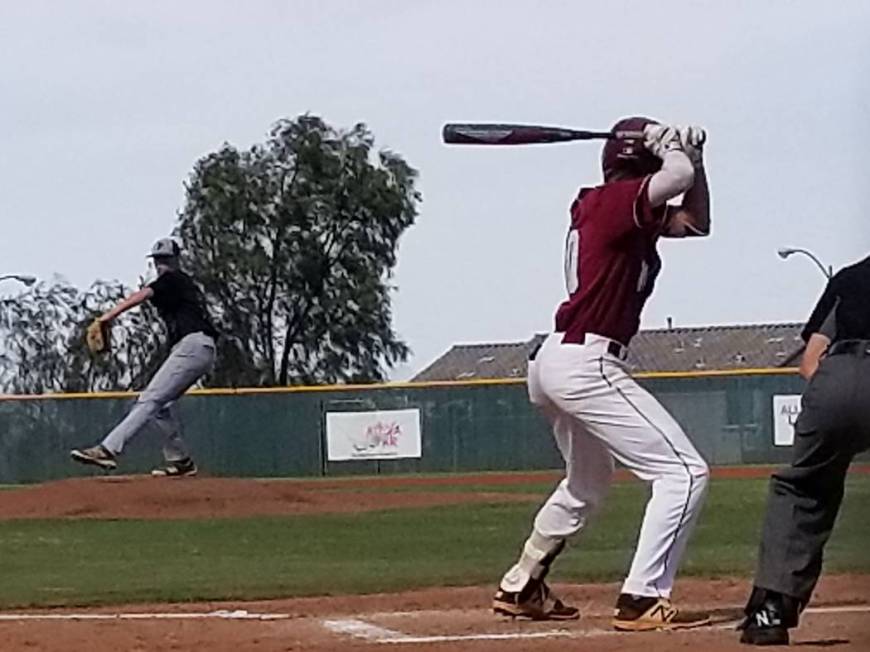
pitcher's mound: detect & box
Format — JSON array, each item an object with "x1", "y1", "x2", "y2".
[{"x1": 0, "y1": 476, "x2": 536, "y2": 520}]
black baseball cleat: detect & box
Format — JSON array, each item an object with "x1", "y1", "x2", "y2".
[
  {"x1": 493, "y1": 581, "x2": 579, "y2": 620},
  {"x1": 151, "y1": 458, "x2": 198, "y2": 477},
  {"x1": 70, "y1": 445, "x2": 117, "y2": 470},
  {"x1": 738, "y1": 591, "x2": 794, "y2": 646}
]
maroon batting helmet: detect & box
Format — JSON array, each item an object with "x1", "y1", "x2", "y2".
[{"x1": 601, "y1": 116, "x2": 661, "y2": 182}]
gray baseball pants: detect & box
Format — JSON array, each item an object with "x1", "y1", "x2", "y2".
[{"x1": 101, "y1": 332, "x2": 215, "y2": 461}]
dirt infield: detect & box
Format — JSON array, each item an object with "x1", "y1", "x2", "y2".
[
  {"x1": 1, "y1": 576, "x2": 867, "y2": 651},
  {"x1": 1, "y1": 472, "x2": 868, "y2": 650},
  {"x1": 2, "y1": 465, "x2": 867, "y2": 520},
  {"x1": 0, "y1": 476, "x2": 541, "y2": 519}
]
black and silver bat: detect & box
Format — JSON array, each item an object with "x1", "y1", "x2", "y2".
[{"x1": 442, "y1": 123, "x2": 644, "y2": 146}]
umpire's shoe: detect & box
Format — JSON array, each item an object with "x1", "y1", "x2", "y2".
[
  {"x1": 493, "y1": 581, "x2": 579, "y2": 620},
  {"x1": 70, "y1": 445, "x2": 117, "y2": 470},
  {"x1": 612, "y1": 594, "x2": 711, "y2": 631},
  {"x1": 739, "y1": 588, "x2": 800, "y2": 646}
]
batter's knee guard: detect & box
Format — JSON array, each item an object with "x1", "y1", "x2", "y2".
[{"x1": 499, "y1": 530, "x2": 566, "y2": 594}]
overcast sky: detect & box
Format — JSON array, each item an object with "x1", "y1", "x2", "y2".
[{"x1": 2, "y1": 1, "x2": 868, "y2": 379}]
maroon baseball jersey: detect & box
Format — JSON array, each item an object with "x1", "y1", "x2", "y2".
[{"x1": 554, "y1": 175, "x2": 667, "y2": 346}]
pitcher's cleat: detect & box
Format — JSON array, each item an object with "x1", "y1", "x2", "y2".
[
  {"x1": 151, "y1": 458, "x2": 198, "y2": 477},
  {"x1": 493, "y1": 582, "x2": 579, "y2": 621},
  {"x1": 70, "y1": 445, "x2": 117, "y2": 470},
  {"x1": 612, "y1": 594, "x2": 711, "y2": 631}
]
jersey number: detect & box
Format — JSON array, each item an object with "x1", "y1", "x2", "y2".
[{"x1": 564, "y1": 229, "x2": 580, "y2": 295}]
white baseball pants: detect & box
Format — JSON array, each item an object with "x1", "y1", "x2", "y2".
[{"x1": 523, "y1": 333, "x2": 709, "y2": 598}]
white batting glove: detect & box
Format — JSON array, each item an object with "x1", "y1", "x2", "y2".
[
  {"x1": 643, "y1": 124, "x2": 682, "y2": 160},
  {"x1": 677, "y1": 125, "x2": 706, "y2": 166}
]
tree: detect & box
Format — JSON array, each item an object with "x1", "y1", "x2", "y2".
[
  {"x1": 0, "y1": 280, "x2": 79, "y2": 394},
  {"x1": 0, "y1": 114, "x2": 419, "y2": 393},
  {"x1": 0, "y1": 280, "x2": 164, "y2": 394},
  {"x1": 63, "y1": 280, "x2": 165, "y2": 392},
  {"x1": 176, "y1": 115, "x2": 420, "y2": 386}
]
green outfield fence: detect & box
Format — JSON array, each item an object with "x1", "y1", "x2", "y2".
[{"x1": 0, "y1": 369, "x2": 818, "y2": 484}]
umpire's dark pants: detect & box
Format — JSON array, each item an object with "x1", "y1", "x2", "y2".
[{"x1": 754, "y1": 346, "x2": 870, "y2": 602}]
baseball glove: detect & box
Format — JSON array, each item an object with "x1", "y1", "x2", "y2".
[{"x1": 86, "y1": 319, "x2": 111, "y2": 354}]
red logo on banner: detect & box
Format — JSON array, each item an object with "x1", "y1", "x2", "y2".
[{"x1": 352, "y1": 421, "x2": 402, "y2": 452}]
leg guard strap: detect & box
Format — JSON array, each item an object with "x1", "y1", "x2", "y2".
[{"x1": 500, "y1": 530, "x2": 565, "y2": 593}]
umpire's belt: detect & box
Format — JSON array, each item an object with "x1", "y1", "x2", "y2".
[{"x1": 827, "y1": 339, "x2": 870, "y2": 356}]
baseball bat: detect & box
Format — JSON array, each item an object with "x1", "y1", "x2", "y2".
[{"x1": 442, "y1": 123, "x2": 645, "y2": 146}]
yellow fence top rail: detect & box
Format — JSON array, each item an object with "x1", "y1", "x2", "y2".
[{"x1": 0, "y1": 367, "x2": 800, "y2": 401}]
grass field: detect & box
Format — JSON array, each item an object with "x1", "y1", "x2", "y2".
[{"x1": 0, "y1": 475, "x2": 867, "y2": 609}]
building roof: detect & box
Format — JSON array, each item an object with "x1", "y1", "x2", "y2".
[{"x1": 412, "y1": 323, "x2": 805, "y2": 382}]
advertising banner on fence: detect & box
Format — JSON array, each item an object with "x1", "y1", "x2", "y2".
[
  {"x1": 772, "y1": 395, "x2": 802, "y2": 446},
  {"x1": 326, "y1": 409, "x2": 422, "y2": 461}
]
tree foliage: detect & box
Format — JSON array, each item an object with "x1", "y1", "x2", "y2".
[
  {"x1": 0, "y1": 279, "x2": 163, "y2": 394},
  {"x1": 0, "y1": 115, "x2": 419, "y2": 392},
  {"x1": 177, "y1": 115, "x2": 419, "y2": 385}
]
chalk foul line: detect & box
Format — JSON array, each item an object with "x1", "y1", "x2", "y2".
[
  {"x1": 321, "y1": 604, "x2": 870, "y2": 645},
  {"x1": 0, "y1": 609, "x2": 288, "y2": 622}
]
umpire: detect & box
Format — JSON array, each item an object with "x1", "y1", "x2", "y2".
[{"x1": 740, "y1": 254, "x2": 870, "y2": 645}]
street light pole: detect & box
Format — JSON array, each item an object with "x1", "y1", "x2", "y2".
[{"x1": 777, "y1": 247, "x2": 833, "y2": 280}]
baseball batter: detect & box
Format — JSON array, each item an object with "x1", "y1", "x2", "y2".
[
  {"x1": 492, "y1": 118, "x2": 713, "y2": 630},
  {"x1": 71, "y1": 238, "x2": 218, "y2": 477}
]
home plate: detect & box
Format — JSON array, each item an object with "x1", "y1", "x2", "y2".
[{"x1": 322, "y1": 619, "x2": 574, "y2": 644}]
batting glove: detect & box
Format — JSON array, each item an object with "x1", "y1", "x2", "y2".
[
  {"x1": 677, "y1": 125, "x2": 706, "y2": 167},
  {"x1": 643, "y1": 124, "x2": 682, "y2": 160}
]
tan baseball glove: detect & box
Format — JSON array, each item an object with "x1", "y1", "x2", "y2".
[{"x1": 86, "y1": 319, "x2": 111, "y2": 354}]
